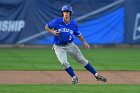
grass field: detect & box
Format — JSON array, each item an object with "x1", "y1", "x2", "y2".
[
  {"x1": 0, "y1": 84, "x2": 139, "y2": 93},
  {"x1": 0, "y1": 48, "x2": 140, "y2": 93},
  {"x1": 0, "y1": 48, "x2": 140, "y2": 70}
]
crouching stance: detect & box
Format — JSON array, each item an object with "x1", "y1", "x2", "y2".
[{"x1": 45, "y1": 5, "x2": 107, "y2": 84}]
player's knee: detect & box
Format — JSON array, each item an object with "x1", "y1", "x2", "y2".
[
  {"x1": 61, "y1": 62, "x2": 70, "y2": 69},
  {"x1": 77, "y1": 59, "x2": 88, "y2": 66}
]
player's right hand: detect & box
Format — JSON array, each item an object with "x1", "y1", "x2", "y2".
[{"x1": 52, "y1": 30, "x2": 60, "y2": 36}]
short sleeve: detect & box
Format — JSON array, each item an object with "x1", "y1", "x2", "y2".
[
  {"x1": 73, "y1": 25, "x2": 81, "y2": 36},
  {"x1": 46, "y1": 19, "x2": 57, "y2": 29}
]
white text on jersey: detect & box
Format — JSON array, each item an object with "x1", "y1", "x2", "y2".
[{"x1": 58, "y1": 28, "x2": 73, "y2": 34}]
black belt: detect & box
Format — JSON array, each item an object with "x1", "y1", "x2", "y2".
[{"x1": 59, "y1": 42, "x2": 68, "y2": 46}]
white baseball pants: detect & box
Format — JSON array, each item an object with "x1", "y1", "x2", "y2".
[{"x1": 53, "y1": 42, "x2": 88, "y2": 69}]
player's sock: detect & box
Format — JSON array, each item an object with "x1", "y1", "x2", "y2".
[
  {"x1": 65, "y1": 66, "x2": 76, "y2": 77},
  {"x1": 84, "y1": 63, "x2": 97, "y2": 76}
]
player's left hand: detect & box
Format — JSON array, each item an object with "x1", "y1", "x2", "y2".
[{"x1": 83, "y1": 41, "x2": 90, "y2": 49}]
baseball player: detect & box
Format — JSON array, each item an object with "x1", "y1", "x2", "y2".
[{"x1": 45, "y1": 5, "x2": 107, "y2": 84}]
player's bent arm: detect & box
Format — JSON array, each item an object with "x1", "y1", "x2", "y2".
[
  {"x1": 45, "y1": 26, "x2": 60, "y2": 36},
  {"x1": 45, "y1": 26, "x2": 55, "y2": 34},
  {"x1": 77, "y1": 35, "x2": 90, "y2": 49}
]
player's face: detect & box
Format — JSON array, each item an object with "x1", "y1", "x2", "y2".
[{"x1": 63, "y1": 11, "x2": 70, "y2": 19}]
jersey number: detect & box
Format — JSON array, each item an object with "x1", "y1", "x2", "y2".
[{"x1": 69, "y1": 36, "x2": 72, "y2": 40}]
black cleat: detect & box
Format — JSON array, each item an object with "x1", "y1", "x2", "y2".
[
  {"x1": 72, "y1": 76, "x2": 79, "y2": 84},
  {"x1": 95, "y1": 74, "x2": 107, "y2": 82}
]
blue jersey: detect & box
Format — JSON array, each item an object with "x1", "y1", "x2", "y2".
[{"x1": 46, "y1": 18, "x2": 81, "y2": 45}]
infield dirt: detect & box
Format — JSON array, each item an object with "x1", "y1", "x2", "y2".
[{"x1": 0, "y1": 71, "x2": 139, "y2": 84}]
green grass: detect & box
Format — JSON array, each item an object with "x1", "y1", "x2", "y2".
[
  {"x1": 0, "y1": 84, "x2": 139, "y2": 93},
  {"x1": 0, "y1": 48, "x2": 139, "y2": 93},
  {"x1": 0, "y1": 48, "x2": 140, "y2": 70}
]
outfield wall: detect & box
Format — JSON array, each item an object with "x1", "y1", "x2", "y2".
[{"x1": 0, "y1": 0, "x2": 140, "y2": 45}]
